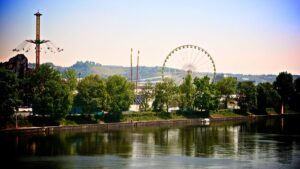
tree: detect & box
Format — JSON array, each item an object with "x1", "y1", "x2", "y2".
[
  {"x1": 19, "y1": 75, "x2": 32, "y2": 107},
  {"x1": 273, "y1": 72, "x2": 294, "y2": 114},
  {"x1": 164, "y1": 78, "x2": 179, "y2": 112},
  {"x1": 31, "y1": 65, "x2": 73, "y2": 122},
  {"x1": 256, "y1": 82, "x2": 280, "y2": 114},
  {"x1": 153, "y1": 78, "x2": 178, "y2": 112},
  {"x1": 139, "y1": 81, "x2": 153, "y2": 112},
  {"x1": 106, "y1": 75, "x2": 134, "y2": 118},
  {"x1": 33, "y1": 80, "x2": 72, "y2": 121},
  {"x1": 62, "y1": 69, "x2": 78, "y2": 113},
  {"x1": 179, "y1": 74, "x2": 196, "y2": 111},
  {"x1": 75, "y1": 74, "x2": 107, "y2": 116},
  {"x1": 0, "y1": 68, "x2": 21, "y2": 127},
  {"x1": 152, "y1": 82, "x2": 165, "y2": 112},
  {"x1": 215, "y1": 77, "x2": 237, "y2": 108},
  {"x1": 193, "y1": 76, "x2": 220, "y2": 112},
  {"x1": 237, "y1": 81, "x2": 257, "y2": 113},
  {"x1": 290, "y1": 78, "x2": 300, "y2": 112},
  {"x1": 63, "y1": 68, "x2": 78, "y2": 91}
]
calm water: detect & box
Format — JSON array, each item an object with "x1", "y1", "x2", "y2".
[{"x1": 1, "y1": 116, "x2": 300, "y2": 169}]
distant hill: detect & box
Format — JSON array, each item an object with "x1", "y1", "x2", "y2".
[{"x1": 29, "y1": 61, "x2": 300, "y2": 84}]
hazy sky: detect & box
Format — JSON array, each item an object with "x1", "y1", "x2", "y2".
[{"x1": 0, "y1": 0, "x2": 299, "y2": 74}]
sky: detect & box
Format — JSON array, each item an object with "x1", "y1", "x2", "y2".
[{"x1": 0, "y1": 0, "x2": 299, "y2": 75}]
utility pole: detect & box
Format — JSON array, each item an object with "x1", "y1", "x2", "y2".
[
  {"x1": 136, "y1": 50, "x2": 140, "y2": 94},
  {"x1": 15, "y1": 112, "x2": 18, "y2": 129},
  {"x1": 130, "y1": 48, "x2": 133, "y2": 82}
]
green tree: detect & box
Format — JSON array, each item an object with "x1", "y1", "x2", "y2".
[
  {"x1": 19, "y1": 76, "x2": 32, "y2": 107},
  {"x1": 63, "y1": 68, "x2": 78, "y2": 91},
  {"x1": 273, "y1": 72, "x2": 294, "y2": 114},
  {"x1": 106, "y1": 75, "x2": 134, "y2": 119},
  {"x1": 193, "y1": 76, "x2": 219, "y2": 112},
  {"x1": 62, "y1": 69, "x2": 78, "y2": 114},
  {"x1": 139, "y1": 81, "x2": 153, "y2": 112},
  {"x1": 33, "y1": 80, "x2": 72, "y2": 121},
  {"x1": 256, "y1": 82, "x2": 280, "y2": 114},
  {"x1": 75, "y1": 74, "x2": 107, "y2": 116},
  {"x1": 31, "y1": 64, "x2": 60, "y2": 117},
  {"x1": 290, "y1": 78, "x2": 300, "y2": 112},
  {"x1": 0, "y1": 68, "x2": 21, "y2": 127},
  {"x1": 152, "y1": 82, "x2": 165, "y2": 112},
  {"x1": 215, "y1": 77, "x2": 237, "y2": 108},
  {"x1": 237, "y1": 81, "x2": 257, "y2": 113},
  {"x1": 179, "y1": 74, "x2": 196, "y2": 111},
  {"x1": 31, "y1": 64, "x2": 73, "y2": 122},
  {"x1": 153, "y1": 78, "x2": 178, "y2": 112},
  {"x1": 164, "y1": 78, "x2": 179, "y2": 112}
]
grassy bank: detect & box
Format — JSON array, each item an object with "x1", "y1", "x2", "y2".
[
  {"x1": 121, "y1": 110, "x2": 246, "y2": 122},
  {"x1": 121, "y1": 112, "x2": 186, "y2": 122},
  {"x1": 5, "y1": 109, "x2": 296, "y2": 129},
  {"x1": 210, "y1": 109, "x2": 248, "y2": 118}
]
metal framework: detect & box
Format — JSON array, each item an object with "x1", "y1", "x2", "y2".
[
  {"x1": 162, "y1": 44, "x2": 216, "y2": 83},
  {"x1": 13, "y1": 11, "x2": 63, "y2": 69}
]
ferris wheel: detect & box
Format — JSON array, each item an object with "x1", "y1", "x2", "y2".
[{"x1": 162, "y1": 45, "x2": 216, "y2": 83}]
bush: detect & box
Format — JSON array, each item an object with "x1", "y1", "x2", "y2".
[
  {"x1": 65, "y1": 114, "x2": 97, "y2": 124},
  {"x1": 104, "y1": 113, "x2": 121, "y2": 122}
]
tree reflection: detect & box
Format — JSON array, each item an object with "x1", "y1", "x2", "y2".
[{"x1": 1, "y1": 116, "x2": 300, "y2": 168}]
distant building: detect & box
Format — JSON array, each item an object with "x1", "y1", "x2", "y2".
[
  {"x1": 17, "y1": 107, "x2": 33, "y2": 117},
  {"x1": 215, "y1": 74, "x2": 238, "y2": 82},
  {"x1": 219, "y1": 94, "x2": 240, "y2": 109}
]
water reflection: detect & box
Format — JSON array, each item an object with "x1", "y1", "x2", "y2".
[{"x1": 0, "y1": 116, "x2": 300, "y2": 168}]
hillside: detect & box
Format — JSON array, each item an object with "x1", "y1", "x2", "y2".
[{"x1": 29, "y1": 61, "x2": 299, "y2": 84}]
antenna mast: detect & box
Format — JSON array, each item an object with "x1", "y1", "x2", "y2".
[
  {"x1": 136, "y1": 50, "x2": 140, "y2": 94},
  {"x1": 130, "y1": 48, "x2": 133, "y2": 82}
]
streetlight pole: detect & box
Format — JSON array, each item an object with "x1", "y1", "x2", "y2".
[{"x1": 15, "y1": 110, "x2": 18, "y2": 129}]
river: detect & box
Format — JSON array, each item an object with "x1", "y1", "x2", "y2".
[{"x1": 0, "y1": 116, "x2": 300, "y2": 169}]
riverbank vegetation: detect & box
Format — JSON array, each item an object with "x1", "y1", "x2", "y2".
[{"x1": 1, "y1": 64, "x2": 300, "y2": 128}]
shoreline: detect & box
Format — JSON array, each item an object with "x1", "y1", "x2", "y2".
[{"x1": 0, "y1": 113, "x2": 298, "y2": 135}]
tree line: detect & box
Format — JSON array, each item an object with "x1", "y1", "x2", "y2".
[
  {"x1": 0, "y1": 64, "x2": 134, "y2": 126},
  {"x1": 140, "y1": 72, "x2": 300, "y2": 115},
  {"x1": 0, "y1": 64, "x2": 299, "y2": 127}
]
